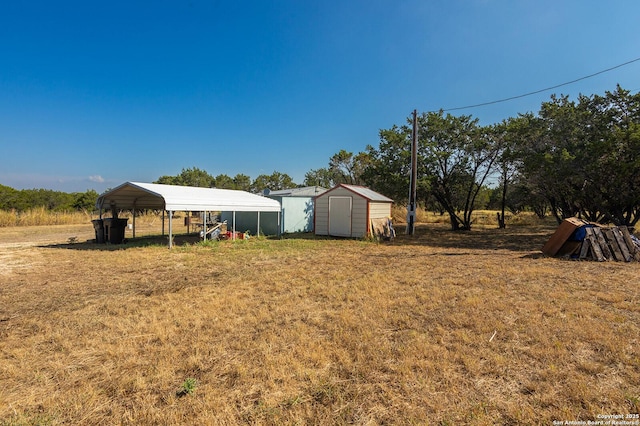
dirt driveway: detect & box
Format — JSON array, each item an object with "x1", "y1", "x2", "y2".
[{"x1": 0, "y1": 224, "x2": 95, "y2": 276}]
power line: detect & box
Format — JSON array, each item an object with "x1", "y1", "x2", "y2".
[{"x1": 438, "y1": 56, "x2": 640, "y2": 113}]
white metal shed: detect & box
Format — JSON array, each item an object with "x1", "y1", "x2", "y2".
[
  {"x1": 220, "y1": 186, "x2": 327, "y2": 235},
  {"x1": 314, "y1": 184, "x2": 393, "y2": 238},
  {"x1": 95, "y1": 182, "x2": 281, "y2": 248},
  {"x1": 265, "y1": 186, "x2": 326, "y2": 234}
]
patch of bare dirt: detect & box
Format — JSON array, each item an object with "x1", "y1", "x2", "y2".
[
  {"x1": 0, "y1": 224, "x2": 95, "y2": 275},
  {"x1": 0, "y1": 243, "x2": 41, "y2": 276}
]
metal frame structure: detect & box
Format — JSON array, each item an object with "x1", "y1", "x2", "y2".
[{"x1": 96, "y1": 182, "x2": 281, "y2": 248}]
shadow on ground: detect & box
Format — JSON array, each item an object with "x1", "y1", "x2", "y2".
[
  {"x1": 39, "y1": 234, "x2": 202, "y2": 251},
  {"x1": 272, "y1": 223, "x2": 556, "y2": 254},
  {"x1": 389, "y1": 223, "x2": 554, "y2": 253},
  {"x1": 40, "y1": 224, "x2": 557, "y2": 255}
]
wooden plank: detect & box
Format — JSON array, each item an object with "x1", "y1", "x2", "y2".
[
  {"x1": 585, "y1": 228, "x2": 605, "y2": 261},
  {"x1": 592, "y1": 230, "x2": 611, "y2": 260},
  {"x1": 619, "y1": 226, "x2": 640, "y2": 261},
  {"x1": 590, "y1": 232, "x2": 606, "y2": 261},
  {"x1": 578, "y1": 238, "x2": 591, "y2": 259},
  {"x1": 604, "y1": 228, "x2": 624, "y2": 261},
  {"x1": 592, "y1": 227, "x2": 612, "y2": 260},
  {"x1": 611, "y1": 227, "x2": 632, "y2": 262}
]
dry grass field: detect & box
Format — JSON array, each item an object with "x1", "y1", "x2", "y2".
[{"x1": 0, "y1": 217, "x2": 639, "y2": 425}]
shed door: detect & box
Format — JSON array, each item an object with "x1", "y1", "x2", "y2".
[{"x1": 329, "y1": 196, "x2": 352, "y2": 237}]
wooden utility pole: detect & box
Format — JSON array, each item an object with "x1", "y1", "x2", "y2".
[{"x1": 406, "y1": 109, "x2": 418, "y2": 235}]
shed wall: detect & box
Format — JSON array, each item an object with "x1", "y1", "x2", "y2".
[
  {"x1": 315, "y1": 187, "x2": 366, "y2": 238},
  {"x1": 315, "y1": 186, "x2": 394, "y2": 238},
  {"x1": 221, "y1": 211, "x2": 279, "y2": 236},
  {"x1": 350, "y1": 195, "x2": 368, "y2": 237},
  {"x1": 315, "y1": 195, "x2": 329, "y2": 235},
  {"x1": 369, "y1": 201, "x2": 391, "y2": 220},
  {"x1": 279, "y1": 197, "x2": 315, "y2": 233}
]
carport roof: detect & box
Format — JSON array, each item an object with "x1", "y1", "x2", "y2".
[{"x1": 96, "y1": 182, "x2": 281, "y2": 212}]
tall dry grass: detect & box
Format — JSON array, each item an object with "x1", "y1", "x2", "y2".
[
  {"x1": 0, "y1": 209, "x2": 172, "y2": 236},
  {"x1": 390, "y1": 205, "x2": 550, "y2": 227},
  {"x1": 0, "y1": 207, "x2": 90, "y2": 227},
  {"x1": 0, "y1": 223, "x2": 638, "y2": 424},
  {"x1": 2, "y1": 206, "x2": 547, "y2": 229}
]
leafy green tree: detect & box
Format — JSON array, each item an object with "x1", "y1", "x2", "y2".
[
  {"x1": 512, "y1": 99, "x2": 577, "y2": 223},
  {"x1": 362, "y1": 112, "x2": 500, "y2": 231},
  {"x1": 513, "y1": 86, "x2": 640, "y2": 226},
  {"x1": 155, "y1": 175, "x2": 179, "y2": 185},
  {"x1": 251, "y1": 171, "x2": 296, "y2": 192},
  {"x1": 328, "y1": 150, "x2": 371, "y2": 185},
  {"x1": 303, "y1": 168, "x2": 335, "y2": 188},
  {"x1": 511, "y1": 180, "x2": 548, "y2": 218},
  {"x1": 473, "y1": 185, "x2": 492, "y2": 210},
  {"x1": 581, "y1": 86, "x2": 640, "y2": 226},
  {"x1": 233, "y1": 174, "x2": 252, "y2": 191},
  {"x1": 361, "y1": 125, "x2": 426, "y2": 204},
  {"x1": 0, "y1": 184, "x2": 100, "y2": 212},
  {"x1": 73, "y1": 190, "x2": 99, "y2": 212},
  {"x1": 25, "y1": 189, "x2": 75, "y2": 211},
  {"x1": 493, "y1": 117, "x2": 531, "y2": 227},
  {"x1": 420, "y1": 111, "x2": 500, "y2": 230},
  {"x1": 0, "y1": 184, "x2": 21, "y2": 210},
  {"x1": 304, "y1": 149, "x2": 373, "y2": 188},
  {"x1": 214, "y1": 174, "x2": 235, "y2": 189},
  {"x1": 155, "y1": 167, "x2": 215, "y2": 188}
]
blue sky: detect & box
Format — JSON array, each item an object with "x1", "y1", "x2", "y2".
[{"x1": 1, "y1": 0, "x2": 639, "y2": 193}]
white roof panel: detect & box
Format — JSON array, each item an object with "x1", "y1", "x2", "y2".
[{"x1": 96, "y1": 182, "x2": 281, "y2": 212}]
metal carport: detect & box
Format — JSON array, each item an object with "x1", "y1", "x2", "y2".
[{"x1": 95, "y1": 182, "x2": 281, "y2": 248}]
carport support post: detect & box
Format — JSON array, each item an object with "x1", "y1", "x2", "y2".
[
  {"x1": 406, "y1": 109, "x2": 418, "y2": 236},
  {"x1": 257, "y1": 212, "x2": 260, "y2": 237},
  {"x1": 168, "y1": 210, "x2": 173, "y2": 249},
  {"x1": 232, "y1": 211, "x2": 236, "y2": 240},
  {"x1": 132, "y1": 203, "x2": 136, "y2": 239}
]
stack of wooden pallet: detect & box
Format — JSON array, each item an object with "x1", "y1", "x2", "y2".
[
  {"x1": 541, "y1": 217, "x2": 640, "y2": 262},
  {"x1": 579, "y1": 225, "x2": 640, "y2": 262}
]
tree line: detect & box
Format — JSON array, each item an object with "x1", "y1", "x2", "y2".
[
  {"x1": 0, "y1": 185, "x2": 99, "y2": 212},
  {"x1": 306, "y1": 85, "x2": 640, "y2": 230},
  {"x1": 2, "y1": 85, "x2": 638, "y2": 229},
  {"x1": 154, "y1": 169, "x2": 296, "y2": 193}
]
